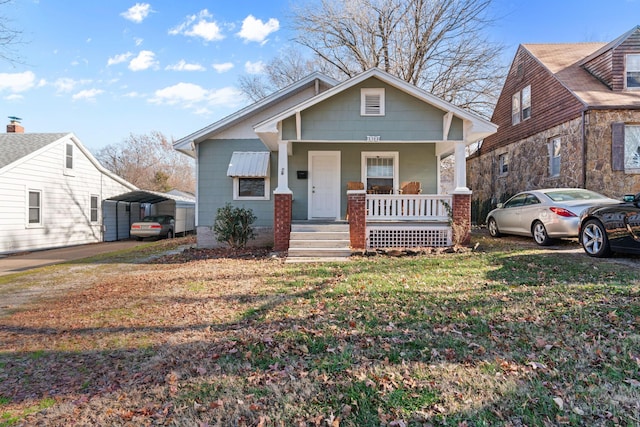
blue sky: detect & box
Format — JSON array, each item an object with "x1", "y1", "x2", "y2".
[{"x1": 1, "y1": 0, "x2": 639, "y2": 153}]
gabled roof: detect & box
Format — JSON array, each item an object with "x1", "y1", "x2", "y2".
[
  {"x1": 580, "y1": 25, "x2": 640, "y2": 65},
  {"x1": 173, "y1": 72, "x2": 340, "y2": 156},
  {"x1": 523, "y1": 26, "x2": 640, "y2": 108},
  {"x1": 0, "y1": 133, "x2": 68, "y2": 169},
  {"x1": 254, "y1": 68, "x2": 497, "y2": 149},
  {"x1": 0, "y1": 132, "x2": 137, "y2": 191}
]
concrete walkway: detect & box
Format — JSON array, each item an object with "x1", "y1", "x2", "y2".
[{"x1": 0, "y1": 240, "x2": 145, "y2": 276}]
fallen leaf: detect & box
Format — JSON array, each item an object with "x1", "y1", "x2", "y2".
[{"x1": 553, "y1": 397, "x2": 564, "y2": 410}]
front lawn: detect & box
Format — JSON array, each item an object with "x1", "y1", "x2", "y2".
[{"x1": 0, "y1": 234, "x2": 638, "y2": 426}]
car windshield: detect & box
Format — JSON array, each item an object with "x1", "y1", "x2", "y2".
[
  {"x1": 544, "y1": 189, "x2": 606, "y2": 202},
  {"x1": 142, "y1": 216, "x2": 168, "y2": 223}
]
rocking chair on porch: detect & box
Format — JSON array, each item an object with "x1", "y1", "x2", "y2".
[{"x1": 400, "y1": 181, "x2": 422, "y2": 194}]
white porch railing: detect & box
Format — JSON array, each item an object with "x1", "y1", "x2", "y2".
[{"x1": 366, "y1": 194, "x2": 451, "y2": 221}]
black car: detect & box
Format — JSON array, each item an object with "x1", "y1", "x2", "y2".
[{"x1": 579, "y1": 193, "x2": 640, "y2": 257}]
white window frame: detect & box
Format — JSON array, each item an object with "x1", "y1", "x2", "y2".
[
  {"x1": 27, "y1": 189, "x2": 43, "y2": 227},
  {"x1": 512, "y1": 85, "x2": 531, "y2": 124},
  {"x1": 548, "y1": 137, "x2": 561, "y2": 177},
  {"x1": 90, "y1": 195, "x2": 99, "y2": 222},
  {"x1": 361, "y1": 151, "x2": 399, "y2": 192},
  {"x1": 498, "y1": 153, "x2": 509, "y2": 176},
  {"x1": 626, "y1": 54, "x2": 640, "y2": 90},
  {"x1": 361, "y1": 88, "x2": 385, "y2": 116},
  {"x1": 511, "y1": 92, "x2": 521, "y2": 125},
  {"x1": 232, "y1": 176, "x2": 270, "y2": 201},
  {"x1": 522, "y1": 85, "x2": 531, "y2": 120},
  {"x1": 64, "y1": 142, "x2": 74, "y2": 176}
]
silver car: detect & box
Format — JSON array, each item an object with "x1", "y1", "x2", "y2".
[
  {"x1": 486, "y1": 188, "x2": 620, "y2": 246},
  {"x1": 130, "y1": 215, "x2": 175, "y2": 241}
]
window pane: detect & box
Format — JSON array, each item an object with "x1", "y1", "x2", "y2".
[
  {"x1": 91, "y1": 196, "x2": 98, "y2": 222},
  {"x1": 499, "y1": 153, "x2": 508, "y2": 174},
  {"x1": 511, "y1": 92, "x2": 521, "y2": 124},
  {"x1": 522, "y1": 86, "x2": 531, "y2": 119},
  {"x1": 627, "y1": 55, "x2": 640, "y2": 88},
  {"x1": 28, "y1": 191, "x2": 40, "y2": 224},
  {"x1": 366, "y1": 157, "x2": 393, "y2": 177},
  {"x1": 29, "y1": 191, "x2": 40, "y2": 206},
  {"x1": 66, "y1": 144, "x2": 73, "y2": 169},
  {"x1": 624, "y1": 125, "x2": 640, "y2": 168},
  {"x1": 238, "y1": 178, "x2": 265, "y2": 197}
]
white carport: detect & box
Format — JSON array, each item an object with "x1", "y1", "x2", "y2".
[{"x1": 103, "y1": 190, "x2": 195, "y2": 241}]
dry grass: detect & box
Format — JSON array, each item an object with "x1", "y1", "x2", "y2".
[{"x1": 0, "y1": 233, "x2": 639, "y2": 426}]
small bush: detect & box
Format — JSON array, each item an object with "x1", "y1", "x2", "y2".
[{"x1": 212, "y1": 204, "x2": 256, "y2": 249}]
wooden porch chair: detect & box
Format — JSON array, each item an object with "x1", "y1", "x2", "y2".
[
  {"x1": 347, "y1": 181, "x2": 364, "y2": 190},
  {"x1": 400, "y1": 181, "x2": 422, "y2": 194}
]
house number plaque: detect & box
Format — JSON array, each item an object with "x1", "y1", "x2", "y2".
[{"x1": 367, "y1": 135, "x2": 381, "y2": 142}]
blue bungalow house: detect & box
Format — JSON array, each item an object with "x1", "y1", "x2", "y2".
[{"x1": 174, "y1": 68, "x2": 497, "y2": 260}]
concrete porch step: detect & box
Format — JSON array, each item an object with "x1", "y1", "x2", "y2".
[
  {"x1": 286, "y1": 222, "x2": 352, "y2": 263},
  {"x1": 289, "y1": 239, "x2": 351, "y2": 249}
]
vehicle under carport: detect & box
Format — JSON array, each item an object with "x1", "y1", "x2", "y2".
[{"x1": 103, "y1": 190, "x2": 195, "y2": 242}]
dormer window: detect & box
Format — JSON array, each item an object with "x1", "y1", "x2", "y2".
[
  {"x1": 626, "y1": 54, "x2": 640, "y2": 89},
  {"x1": 361, "y1": 88, "x2": 385, "y2": 116}
]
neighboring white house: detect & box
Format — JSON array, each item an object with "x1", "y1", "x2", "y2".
[{"x1": 0, "y1": 122, "x2": 137, "y2": 254}]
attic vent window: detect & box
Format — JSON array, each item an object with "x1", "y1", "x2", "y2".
[{"x1": 361, "y1": 88, "x2": 385, "y2": 116}]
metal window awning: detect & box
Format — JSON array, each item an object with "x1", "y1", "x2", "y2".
[{"x1": 226, "y1": 151, "x2": 270, "y2": 177}]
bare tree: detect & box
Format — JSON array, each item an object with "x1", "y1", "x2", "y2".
[
  {"x1": 239, "y1": 0, "x2": 505, "y2": 117},
  {"x1": 0, "y1": 0, "x2": 24, "y2": 64},
  {"x1": 238, "y1": 47, "x2": 338, "y2": 102},
  {"x1": 96, "y1": 131, "x2": 195, "y2": 193}
]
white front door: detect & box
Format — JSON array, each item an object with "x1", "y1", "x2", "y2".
[{"x1": 309, "y1": 151, "x2": 340, "y2": 219}]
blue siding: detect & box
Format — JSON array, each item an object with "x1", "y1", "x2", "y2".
[
  {"x1": 289, "y1": 142, "x2": 438, "y2": 220},
  {"x1": 282, "y1": 78, "x2": 464, "y2": 141},
  {"x1": 198, "y1": 139, "x2": 275, "y2": 227}
]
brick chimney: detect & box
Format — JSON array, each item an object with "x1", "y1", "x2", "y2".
[{"x1": 7, "y1": 116, "x2": 24, "y2": 133}]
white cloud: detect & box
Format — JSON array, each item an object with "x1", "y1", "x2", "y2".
[
  {"x1": 72, "y1": 88, "x2": 104, "y2": 101},
  {"x1": 5, "y1": 94, "x2": 24, "y2": 101},
  {"x1": 107, "y1": 52, "x2": 133, "y2": 66},
  {"x1": 53, "y1": 78, "x2": 92, "y2": 93},
  {"x1": 212, "y1": 62, "x2": 234, "y2": 73},
  {"x1": 121, "y1": 3, "x2": 152, "y2": 23},
  {"x1": 237, "y1": 15, "x2": 279, "y2": 44},
  {"x1": 207, "y1": 87, "x2": 242, "y2": 105},
  {"x1": 150, "y1": 82, "x2": 208, "y2": 106},
  {"x1": 128, "y1": 50, "x2": 157, "y2": 71},
  {"x1": 165, "y1": 60, "x2": 205, "y2": 71},
  {"x1": 134, "y1": 37, "x2": 144, "y2": 46},
  {"x1": 169, "y1": 9, "x2": 224, "y2": 42},
  {"x1": 0, "y1": 71, "x2": 37, "y2": 93},
  {"x1": 149, "y1": 82, "x2": 242, "y2": 109},
  {"x1": 244, "y1": 60, "x2": 265, "y2": 74}
]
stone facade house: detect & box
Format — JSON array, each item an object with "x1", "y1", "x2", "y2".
[
  {"x1": 467, "y1": 26, "x2": 640, "y2": 223},
  {"x1": 174, "y1": 68, "x2": 496, "y2": 259}
]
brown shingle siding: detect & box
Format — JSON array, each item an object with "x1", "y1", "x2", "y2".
[{"x1": 481, "y1": 46, "x2": 584, "y2": 154}]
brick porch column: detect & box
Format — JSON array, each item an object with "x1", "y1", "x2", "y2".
[
  {"x1": 347, "y1": 190, "x2": 366, "y2": 250},
  {"x1": 452, "y1": 192, "x2": 472, "y2": 246},
  {"x1": 273, "y1": 192, "x2": 292, "y2": 252}
]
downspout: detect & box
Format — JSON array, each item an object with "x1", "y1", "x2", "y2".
[{"x1": 581, "y1": 110, "x2": 587, "y2": 188}]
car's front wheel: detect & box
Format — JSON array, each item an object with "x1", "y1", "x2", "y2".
[
  {"x1": 580, "y1": 219, "x2": 611, "y2": 258},
  {"x1": 487, "y1": 217, "x2": 502, "y2": 237},
  {"x1": 167, "y1": 229, "x2": 174, "y2": 239},
  {"x1": 532, "y1": 221, "x2": 553, "y2": 246}
]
